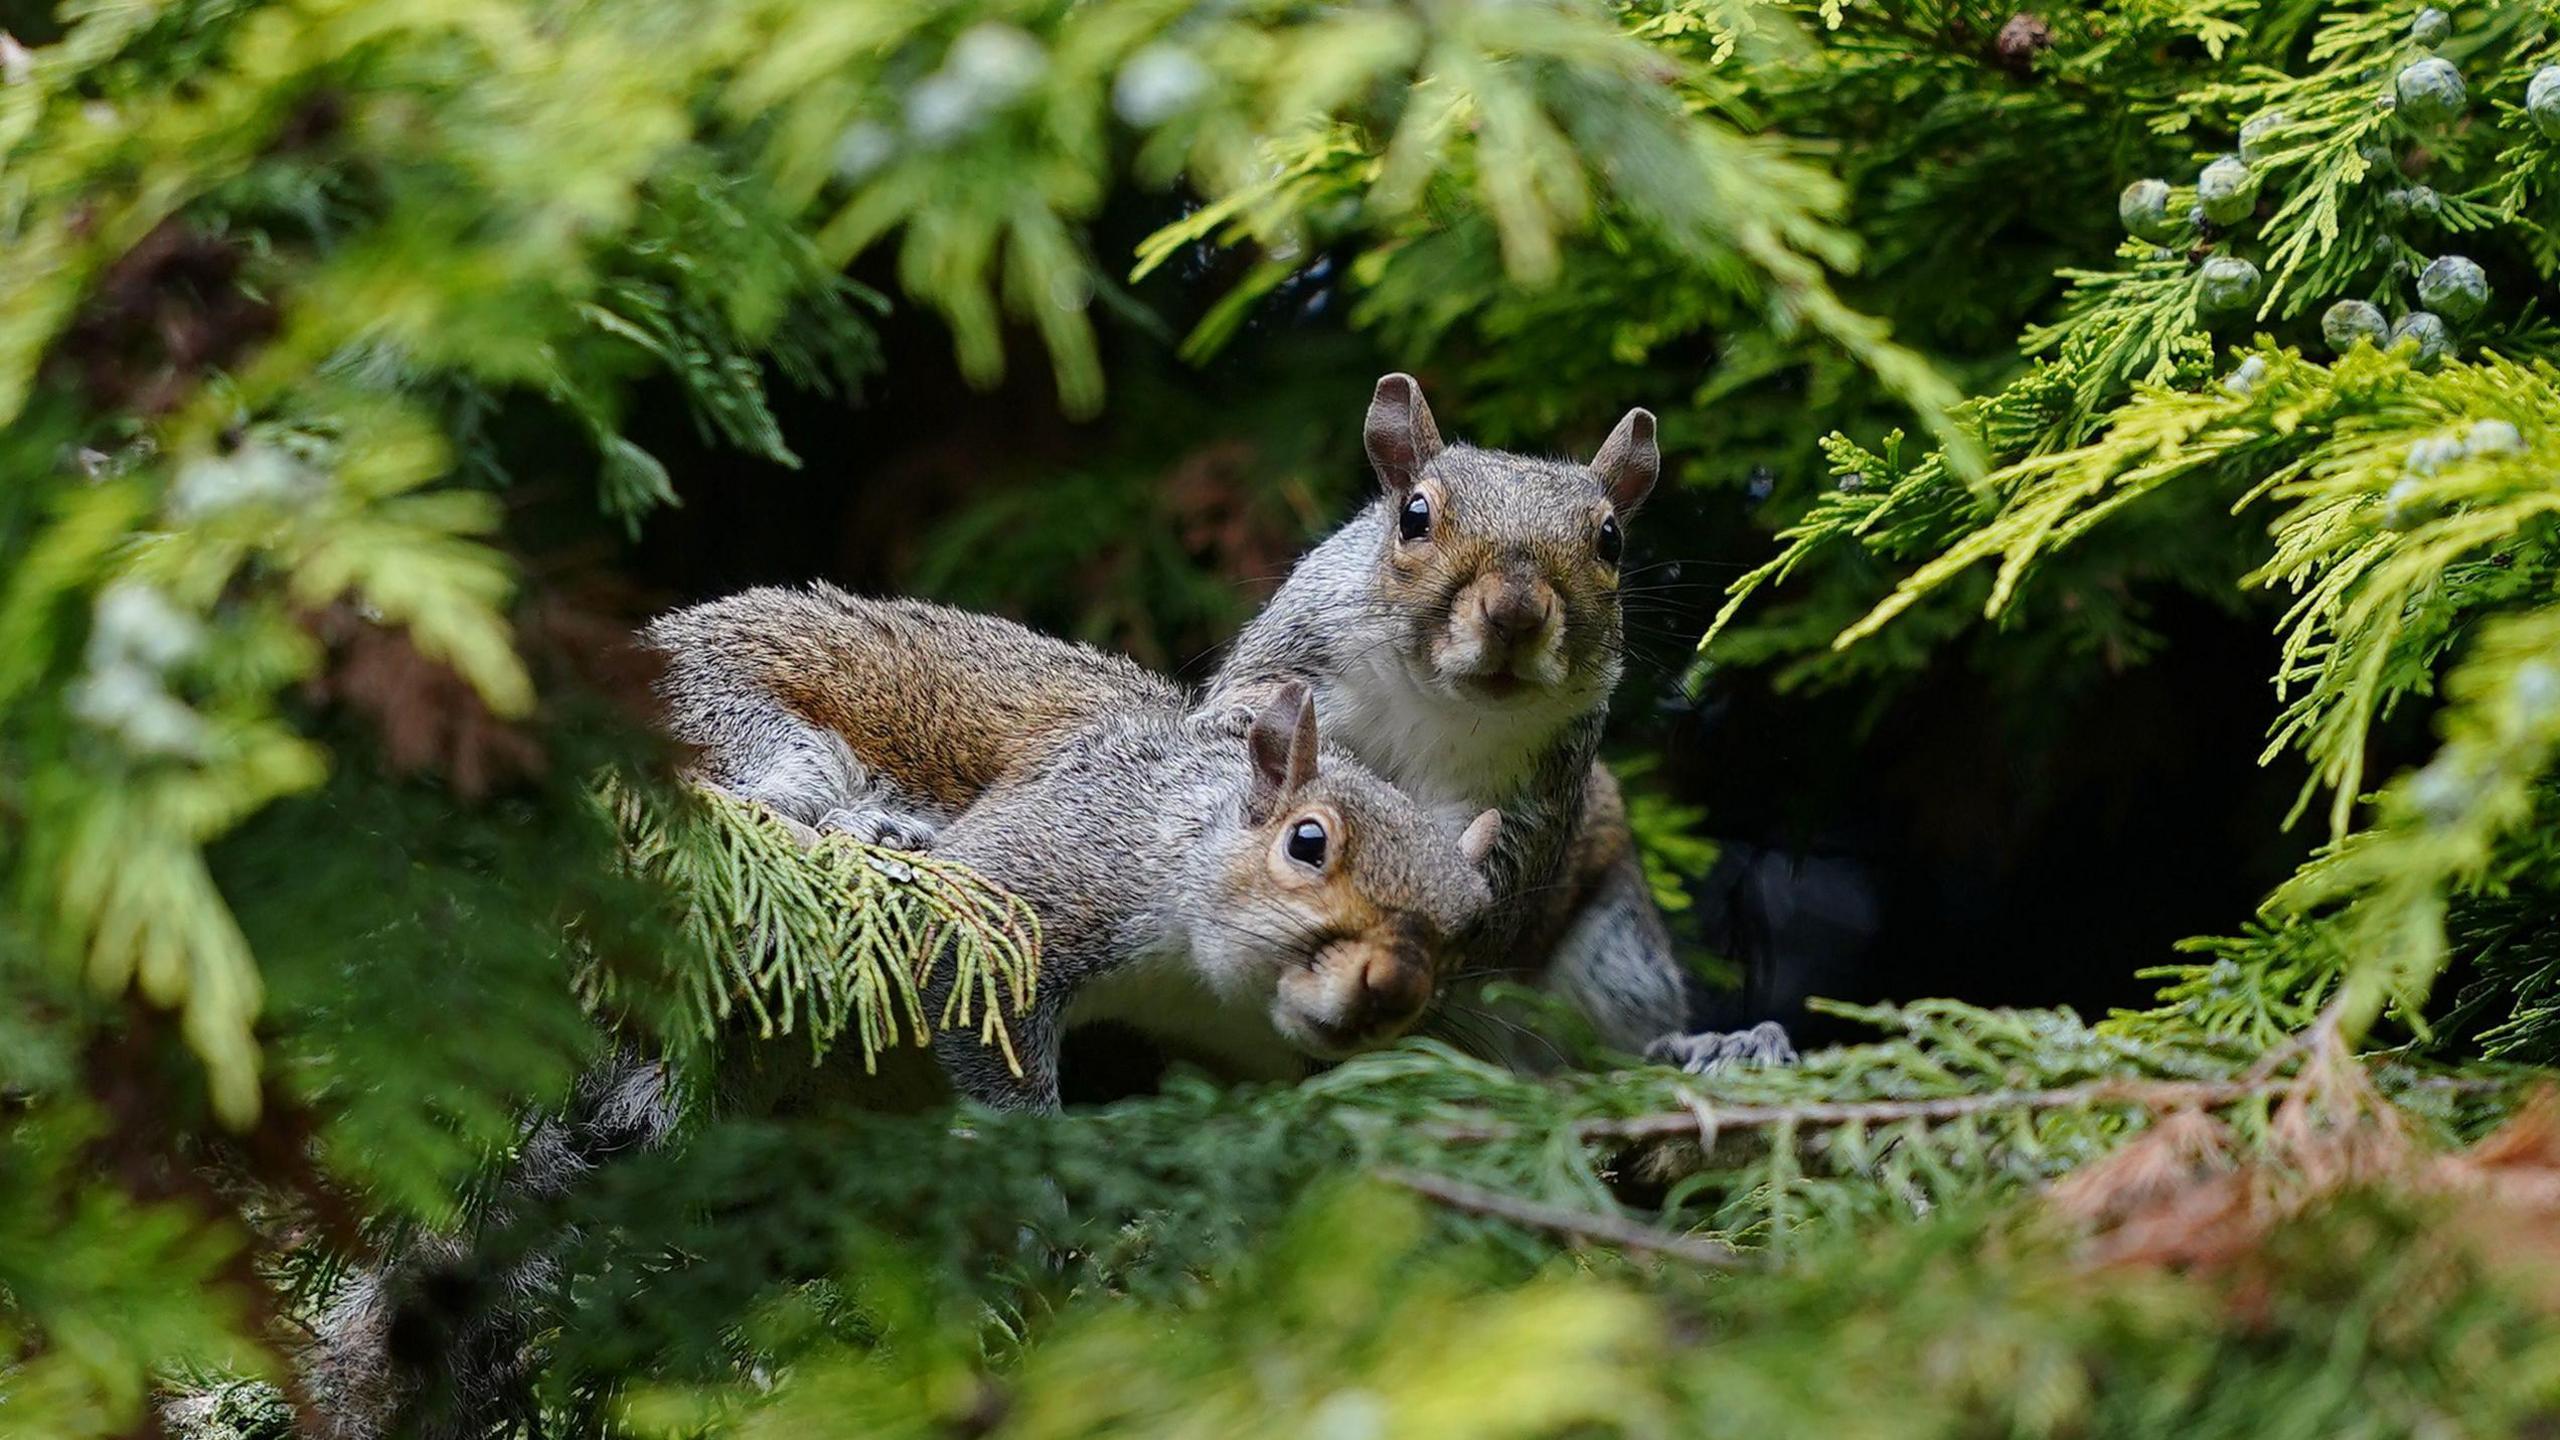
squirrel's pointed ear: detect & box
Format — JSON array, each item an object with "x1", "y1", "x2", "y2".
[
  {"x1": 1245, "y1": 682, "x2": 1322, "y2": 822},
  {"x1": 1364, "y1": 373, "x2": 1444, "y2": 495},
  {"x1": 1589, "y1": 408, "x2": 1658, "y2": 511},
  {"x1": 1460, "y1": 809, "x2": 1502, "y2": 868}
]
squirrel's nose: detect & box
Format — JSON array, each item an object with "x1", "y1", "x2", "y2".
[
  {"x1": 1477, "y1": 583, "x2": 1553, "y2": 648},
  {"x1": 1353, "y1": 950, "x2": 1431, "y2": 1035}
]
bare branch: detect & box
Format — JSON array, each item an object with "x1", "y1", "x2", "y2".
[
  {"x1": 1375, "y1": 1167, "x2": 1749, "y2": 1269},
  {"x1": 1424, "y1": 1076, "x2": 2279, "y2": 1146}
]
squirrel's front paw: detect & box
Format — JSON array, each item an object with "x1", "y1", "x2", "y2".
[
  {"x1": 1644, "y1": 1021, "x2": 1796, "y2": 1075},
  {"x1": 814, "y1": 806, "x2": 941, "y2": 851}
]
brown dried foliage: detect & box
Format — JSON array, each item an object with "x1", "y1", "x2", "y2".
[
  {"x1": 2048, "y1": 1031, "x2": 2560, "y2": 1316},
  {"x1": 1165, "y1": 438, "x2": 1300, "y2": 601},
  {"x1": 299, "y1": 604, "x2": 547, "y2": 801},
  {"x1": 515, "y1": 564, "x2": 667, "y2": 722},
  {"x1": 80, "y1": 1007, "x2": 357, "y2": 1436},
  {"x1": 297, "y1": 564, "x2": 663, "y2": 800},
  {"x1": 50, "y1": 219, "x2": 279, "y2": 416}
]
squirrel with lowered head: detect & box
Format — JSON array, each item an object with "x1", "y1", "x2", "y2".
[
  {"x1": 657, "y1": 373, "x2": 1786, "y2": 1073},
  {"x1": 648, "y1": 592, "x2": 1502, "y2": 1106},
  {"x1": 288, "y1": 609, "x2": 1501, "y2": 1439}
]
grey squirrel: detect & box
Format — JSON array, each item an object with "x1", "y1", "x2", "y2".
[
  {"x1": 272, "y1": 381, "x2": 1784, "y2": 1437},
  {"x1": 645, "y1": 590, "x2": 1502, "y2": 1107},
  {"x1": 1205, "y1": 374, "x2": 1789, "y2": 1070},
  {"x1": 280, "y1": 603, "x2": 1502, "y2": 1438},
  {"x1": 656, "y1": 374, "x2": 1787, "y2": 1072}
]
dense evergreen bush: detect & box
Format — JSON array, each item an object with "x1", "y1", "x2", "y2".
[{"x1": 9, "y1": 1, "x2": 2560, "y2": 1435}]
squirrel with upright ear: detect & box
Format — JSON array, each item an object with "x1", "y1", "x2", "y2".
[
  {"x1": 645, "y1": 590, "x2": 1501, "y2": 1107},
  {"x1": 654, "y1": 376, "x2": 1786, "y2": 1075},
  {"x1": 287, "y1": 389, "x2": 1756, "y2": 1439},
  {"x1": 1208, "y1": 374, "x2": 1790, "y2": 1071}
]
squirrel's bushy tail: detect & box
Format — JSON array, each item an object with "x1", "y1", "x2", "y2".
[{"x1": 295, "y1": 1050, "x2": 683, "y2": 1438}]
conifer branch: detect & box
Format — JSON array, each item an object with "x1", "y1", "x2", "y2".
[
  {"x1": 1423, "y1": 1076, "x2": 2276, "y2": 1146},
  {"x1": 1373, "y1": 1167, "x2": 1749, "y2": 1268},
  {"x1": 605, "y1": 779, "x2": 1039, "y2": 1073}
]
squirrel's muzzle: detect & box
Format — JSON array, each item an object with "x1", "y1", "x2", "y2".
[
  {"x1": 1478, "y1": 583, "x2": 1552, "y2": 649},
  {"x1": 1439, "y1": 569, "x2": 1567, "y2": 696},
  {"x1": 1278, "y1": 934, "x2": 1435, "y2": 1057},
  {"x1": 1344, "y1": 941, "x2": 1432, "y2": 1033},
  {"x1": 1469, "y1": 574, "x2": 1558, "y2": 654}
]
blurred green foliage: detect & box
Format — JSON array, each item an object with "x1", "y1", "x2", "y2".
[{"x1": 10, "y1": 0, "x2": 2560, "y2": 1436}]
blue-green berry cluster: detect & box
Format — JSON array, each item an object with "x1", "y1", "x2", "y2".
[
  {"x1": 2197, "y1": 256, "x2": 2262, "y2": 313},
  {"x1": 2416, "y1": 255, "x2": 2488, "y2": 322},
  {"x1": 2393, "y1": 56, "x2": 2465, "y2": 126},
  {"x1": 2197, "y1": 157, "x2": 2258, "y2": 225},
  {"x1": 2122, "y1": 131, "x2": 2273, "y2": 244},
  {"x1": 2134, "y1": 29, "x2": 2509, "y2": 406},
  {"x1": 2531, "y1": 66, "x2": 2560, "y2": 137},
  {"x1": 2321, "y1": 254, "x2": 2486, "y2": 367}
]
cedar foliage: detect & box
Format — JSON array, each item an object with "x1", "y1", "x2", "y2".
[{"x1": 8, "y1": 1, "x2": 2560, "y2": 1436}]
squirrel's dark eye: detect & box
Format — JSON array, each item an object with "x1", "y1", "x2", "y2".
[
  {"x1": 1285, "y1": 817, "x2": 1329, "y2": 868},
  {"x1": 1397, "y1": 491, "x2": 1433, "y2": 543},
  {"x1": 1596, "y1": 513, "x2": 1623, "y2": 567}
]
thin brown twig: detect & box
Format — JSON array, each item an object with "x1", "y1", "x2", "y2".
[
  {"x1": 2241, "y1": 1005, "x2": 2344, "y2": 1085},
  {"x1": 2400, "y1": 1073, "x2": 2527, "y2": 1093},
  {"x1": 1375, "y1": 1166, "x2": 1749, "y2": 1269}
]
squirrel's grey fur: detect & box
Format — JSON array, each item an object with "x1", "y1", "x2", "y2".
[
  {"x1": 922, "y1": 696, "x2": 1495, "y2": 1107},
  {"x1": 1206, "y1": 375, "x2": 1788, "y2": 1069},
  {"x1": 291, "y1": 595, "x2": 1499, "y2": 1436},
  {"x1": 643, "y1": 586, "x2": 1500, "y2": 1101},
  {"x1": 283, "y1": 1052, "x2": 679, "y2": 1439},
  {"x1": 276, "y1": 379, "x2": 1787, "y2": 1438}
]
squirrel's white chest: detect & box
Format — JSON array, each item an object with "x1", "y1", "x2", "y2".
[
  {"x1": 1319, "y1": 663, "x2": 1562, "y2": 810},
  {"x1": 1065, "y1": 947, "x2": 1307, "y2": 1082}
]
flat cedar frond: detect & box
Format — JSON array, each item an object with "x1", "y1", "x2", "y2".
[
  {"x1": 1722, "y1": 344, "x2": 2560, "y2": 1049},
  {"x1": 2021, "y1": 249, "x2": 2213, "y2": 426},
  {"x1": 1694, "y1": 0, "x2": 2560, "y2": 1070},
  {"x1": 24, "y1": 0, "x2": 2560, "y2": 1436},
  {"x1": 604, "y1": 780, "x2": 1037, "y2": 1076},
  {"x1": 1382, "y1": 1000, "x2": 2464, "y2": 1248}
]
